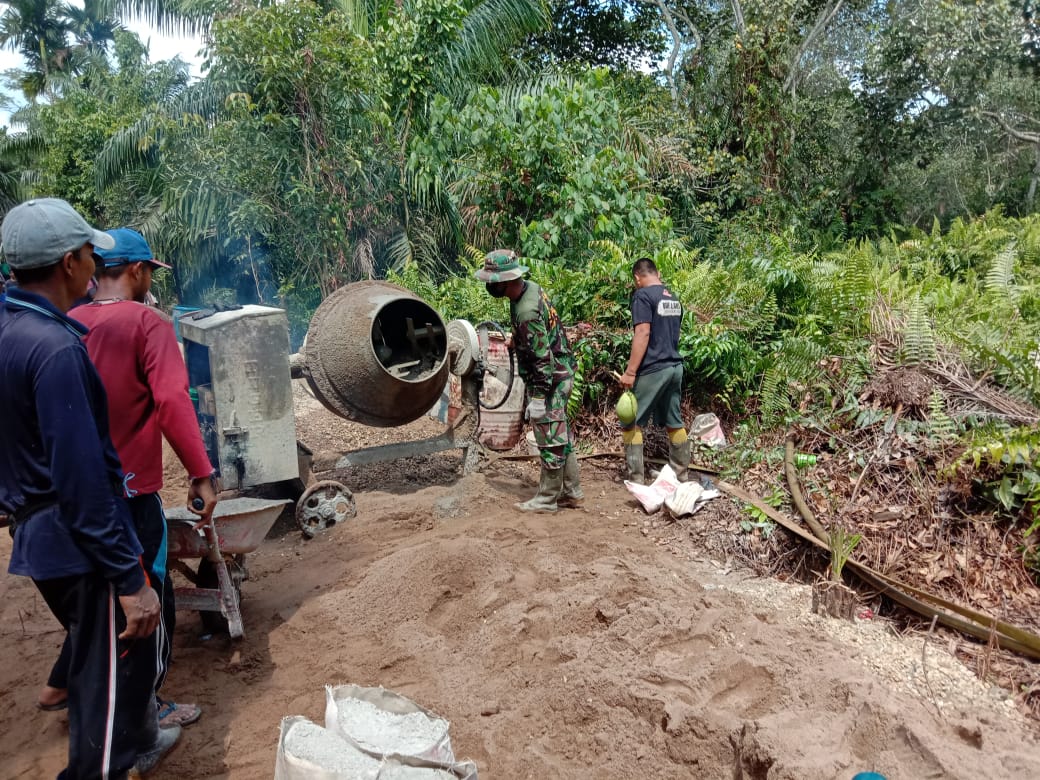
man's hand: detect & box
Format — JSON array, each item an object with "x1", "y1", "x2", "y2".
[
  {"x1": 526, "y1": 396, "x2": 547, "y2": 420},
  {"x1": 187, "y1": 474, "x2": 218, "y2": 524},
  {"x1": 118, "y1": 584, "x2": 161, "y2": 639},
  {"x1": 619, "y1": 370, "x2": 636, "y2": 389}
]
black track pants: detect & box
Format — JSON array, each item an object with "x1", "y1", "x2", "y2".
[
  {"x1": 34, "y1": 573, "x2": 158, "y2": 780},
  {"x1": 48, "y1": 494, "x2": 172, "y2": 694}
]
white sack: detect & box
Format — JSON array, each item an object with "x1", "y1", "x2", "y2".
[
  {"x1": 325, "y1": 685, "x2": 454, "y2": 765},
  {"x1": 274, "y1": 716, "x2": 382, "y2": 780},
  {"x1": 624, "y1": 464, "x2": 679, "y2": 513},
  {"x1": 664, "y1": 483, "x2": 720, "y2": 519}
]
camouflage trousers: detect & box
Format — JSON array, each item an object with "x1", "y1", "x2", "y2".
[{"x1": 532, "y1": 375, "x2": 575, "y2": 469}]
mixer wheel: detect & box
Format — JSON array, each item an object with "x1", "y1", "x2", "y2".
[{"x1": 296, "y1": 480, "x2": 356, "y2": 538}]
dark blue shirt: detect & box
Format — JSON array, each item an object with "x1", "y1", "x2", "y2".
[
  {"x1": 0, "y1": 287, "x2": 145, "y2": 594},
  {"x1": 631, "y1": 283, "x2": 683, "y2": 375}
]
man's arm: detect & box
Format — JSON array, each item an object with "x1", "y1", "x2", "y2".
[
  {"x1": 620, "y1": 322, "x2": 651, "y2": 389},
  {"x1": 140, "y1": 313, "x2": 217, "y2": 518}
]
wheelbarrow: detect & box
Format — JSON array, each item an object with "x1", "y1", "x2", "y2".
[{"x1": 165, "y1": 497, "x2": 290, "y2": 639}]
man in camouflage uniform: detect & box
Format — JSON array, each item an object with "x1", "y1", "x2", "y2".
[{"x1": 476, "y1": 249, "x2": 582, "y2": 512}]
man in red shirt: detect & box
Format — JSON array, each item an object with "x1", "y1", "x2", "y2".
[{"x1": 40, "y1": 228, "x2": 218, "y2": 738}]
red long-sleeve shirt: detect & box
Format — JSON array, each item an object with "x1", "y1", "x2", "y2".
[{"x1": 70, "y1": 300, "x2": 213, "y2": 496}]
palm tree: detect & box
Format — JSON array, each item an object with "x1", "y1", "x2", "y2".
[
  {"x1": 0, "y1": 0, "x2": 72, "y2": 98},
  {"x1": 1, "y1": 0, "x2": 126, "y2": 100},
  {"x1": 107, "y1": 0, "x2": 218, "y2": 36},
  {"x1": 96, "y1": 0, "x2": 549, "y2": 294},
  {"x1": 65, "y1": 0, "x2": 122, "y2": 55},
  {"x1": 0, "y1": 124, "x2": 43, "y2": 214}
]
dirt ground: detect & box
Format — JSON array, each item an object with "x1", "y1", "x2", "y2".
[{"x1": 3, "y1": 384, "x2": 1040, "y2": 779}]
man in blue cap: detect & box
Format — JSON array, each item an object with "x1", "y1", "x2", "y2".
[{"x1": 0, "y1": 199, "x2": 175, "y2": 778}]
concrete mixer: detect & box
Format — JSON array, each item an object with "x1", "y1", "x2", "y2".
[
  {"x1": 178, "y1": 280, "x2": 520, "y2": 538},
  {"x1": 173, "y1": 281, "x2": 519, "y2": 636}
]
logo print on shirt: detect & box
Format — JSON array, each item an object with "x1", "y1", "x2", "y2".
[{"x1": 658, "y1": 300, "x2": 682, "y2": 317}]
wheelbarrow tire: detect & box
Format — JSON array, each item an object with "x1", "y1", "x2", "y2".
[{"x1": 196, "y1": 558, "x2": 242, "y2": 636}]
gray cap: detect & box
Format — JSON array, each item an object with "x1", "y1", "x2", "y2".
[{"x1": 1, "y1": 198, "x2": 115, "y2": 270}]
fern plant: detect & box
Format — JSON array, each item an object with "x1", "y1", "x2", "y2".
[
  {"x1": 926, "y1": 388, "x2": 957, "y2": 441},
  {"x1": 902, "y1": 296, "x2": 937, "y2": 366},
  {"x1": 984, "y1": 244, "x2": 1020, "y2": 305},
  {"x1": 757, "y1": 335, "x2": 827, "y2": 424}
]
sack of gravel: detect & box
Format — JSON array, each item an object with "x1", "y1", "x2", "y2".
[
  {"x1": 274, "y1": 716, "x2": 382, "y2": 780},
  {"x1": 324, "y1": 685, "x2": 455, "y2": 765}
]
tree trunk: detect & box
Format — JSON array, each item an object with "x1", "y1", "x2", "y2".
[
  {"x1": 1026, "y1": 144, "x2": 1040, "y2": 212},
  {"x1": 811, "y1": 578, "x2": 858, "y2": 621}
]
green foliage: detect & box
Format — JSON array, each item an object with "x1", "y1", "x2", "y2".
[
  {"x1": 902, "y1": 296, "x2": 937, "y2": 366},
  {"x1": 567, "y1": 337, "x2": 594, "y2": 419},
  {"x1": 960, "y1": 428, "x2": 1040, "y2": 535},
  {"x1": 828, "y1": 526, "x2": 862, "y2": 581},
  {"x1": 741, "y1": 486, "x2": 783, "y2": 538},
  {"x1": 879, "y1": 211, "x2": 1040, "y2": 407},
  {"x1": 926, "y1": 389, "x2": 957, "y2": 441},
  {"x1": 9, "y1": 34, "x2": 189, "y2": 219},
  {"x1": 376, "y1": 0, "x2": 466, "y2": 121},
  {"x1": 1, "y1": 0, "x2": 1037, "y2": 464},
  {"x1": 984, "y1": 245, "x2": 1020, "y2": 303},
  {"x1": 422, "y1": 69, "x2": 673, "y2": 266},
  {"x1": 514, "y1": 0, "x2": 666, "y2": 71}
]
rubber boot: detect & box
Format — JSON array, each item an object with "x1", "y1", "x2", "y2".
[
  {"x1": 669, "y1": 439, "x2": 692, "y2": 483},
  {"x1": 558, "y1": 452, "x2": 584, "y2": 508},
  {"x1": 516, "y1": 466, "x2": 564, "y2": 513},
  {"x1": 625, "y1": 444, "x2": 645, "y2": 485}
]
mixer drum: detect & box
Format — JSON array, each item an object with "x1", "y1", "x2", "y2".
[{"x1": 303, "y1": 281, "x2": 450, "y2": 427}]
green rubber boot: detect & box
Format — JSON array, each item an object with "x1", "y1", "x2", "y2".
[
  {"x1": 516, "y1": 466, "x2": 564, "y2": 513},
  {"x1": 669, "y1": 439, "x2": 692, "y2": 482},
  {"x1": 558, "y1": 452, "x2": 584, "y2": 508},
  {"x1": 625, "y1": 444, "x2": 645, "y2": 485}
]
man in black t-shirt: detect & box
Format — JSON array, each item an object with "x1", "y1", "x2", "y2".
[{"x1": 618, "y1": 258, "x2": 690, "y2": 483}]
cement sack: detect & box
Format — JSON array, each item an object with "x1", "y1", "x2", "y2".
[
  {"x1": 663, "y1": 482, "x2": 720, "y2": 519},
  {"x1": 624, "y1": 464, "x2": 680, "y2": 513},
  {"x1": 377, "y1": 756, "x2": 478, "y2": 779},
  {"x1": 325, "y1": 685, "x2": 455, "y2": 765},
  {"x1": 690, "y1": 413, "x2": 726, "y2": 447},
  {"x1": 274, "y1": 716, "x2": 382, "y2": 780}
]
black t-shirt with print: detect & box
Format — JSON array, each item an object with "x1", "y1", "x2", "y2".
[{"x1": 631, "y1": 283, "x2": 682, "y2": 376}]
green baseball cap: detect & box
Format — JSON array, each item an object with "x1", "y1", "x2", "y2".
[{"x1": 475, "y1": 249, "x2": 528, "y2": 282}]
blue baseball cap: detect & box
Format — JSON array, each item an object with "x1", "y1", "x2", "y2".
[
  {"x1": 1, "y1": 198, "x2": 115, "y2": 270},
  {"x1": 94, "y1": 227, "x2": 171, "y2": 269}
]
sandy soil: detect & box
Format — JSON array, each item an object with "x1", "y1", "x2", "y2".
[{"x1": 2, "y1": 384, "x2": 1040, "y2": 779}]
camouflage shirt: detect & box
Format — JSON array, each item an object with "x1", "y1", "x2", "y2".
[{"x1": 511, "y1": 281, "x2": 575, "y2": 398}]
